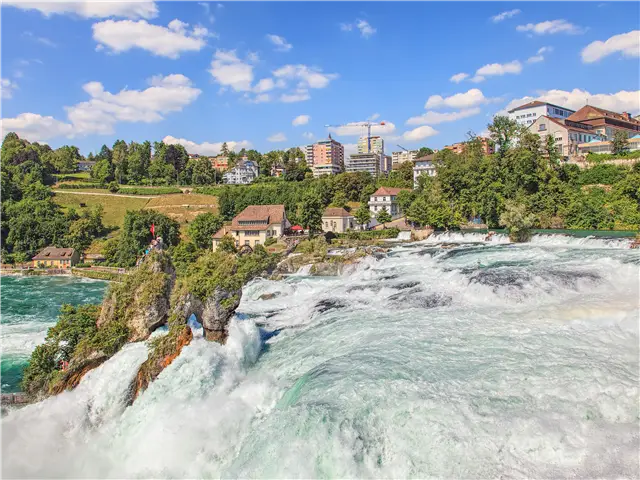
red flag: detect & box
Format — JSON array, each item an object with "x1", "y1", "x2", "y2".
[{"x1": 150, "y1": 223, "x2": 155, "y2": 238}]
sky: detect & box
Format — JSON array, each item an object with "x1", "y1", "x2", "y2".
[{"x1": 1, "y1": 1, "x2": 639, "y2": 157}]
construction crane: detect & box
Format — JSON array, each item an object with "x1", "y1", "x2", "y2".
[
  {"x1": 396, "y1": 144, "x2": 409, "y2": 152},
  {"x1": 324, "y1": 121, "x2": 386, "y2": 153}
]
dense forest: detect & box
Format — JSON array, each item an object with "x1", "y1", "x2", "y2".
[{"x1": 1, "y1": 115, "x2": 639, "y2": 265}]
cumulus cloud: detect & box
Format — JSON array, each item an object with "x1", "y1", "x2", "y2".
[
  {"x1": 292, "y1": 114, "x2": 310, "y2": 126},
  {"x1": 1, "y1": 113, "x2": 74, "y2": 143},
  {"x1": 581, "y1": 30, "x2": 640, "y2": 63},
  {"x1": 93, "y1": 19, "x2": 208, "y2": 59},
  {"x1": 406, "y1": 108, "x2": 481, "y2": 126},
  {"x1": 1, "y1": 78, "x2": 18, "y2": 99},
  {"x1": 209, "y1": 49, "x2": 255, "y2": 92},
  {"x1": 502, "y1": 88, "x2": 640, "y2": 116},
  {"x1": 268, "y1": 132, "x2": 287, "y2": 142},
  {"x1": 491, "y1": 9, "x2": 521, "y2": 23},
  {"x1": 280, "y1": 90, "x2": 311, "y2": 103},
  {"x1": 516, "y1": 19, "x2": 584, "y2": 35},
  {"x1": 3, "y1": 1, "x2": 158, "y2": 19},
  {"x1": 266, "y1": 34, "x2": 292, "y2": 52},
  {"x1": 402, "y1": 126, "x2": 439, "y2": 142},
  {"x1": 473, "y1": 60, "x2": 522, "y2": 81},
  {"x1": 425, "y1": 89, "x2": 493, "y2": 109},
  {"x1": 162, "y1": 135, "x2": 251, "y2": 156},
  {"x1": 341, "y1": 19, "x2": 376, "y2": 38},
  {"x1": 273, "y1": 64, "x2": 338, "y2": 89},
  {"x1": 450, "y1": 72, "x2": 469, "y2": 83},
  {"x1": 527, "y1": 46, "x2": 553, "y2": 64},
  {"x1": 327, "y1": 121, "x2": 396, "y2": 137}
]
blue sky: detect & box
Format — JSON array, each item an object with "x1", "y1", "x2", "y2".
[{"x1": 1, "y1": 1, "x2": 639, "y2": 156}]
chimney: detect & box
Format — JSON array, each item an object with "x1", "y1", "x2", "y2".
[{"x1": 622, "y1": 112, "x2": 631, "y2": 121}]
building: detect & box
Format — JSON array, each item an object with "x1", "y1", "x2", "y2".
[
  {"x1": 528, "y1": 116, "x2": 603, "y2": 158},
  {"x1": 345, "y1": 152, "x2": 391, "y2": 176},
  {"x1": 578, "y1": 135, "x2": 640, "y2": 155},
  {"x1": 212, "y1": 205, "x2": 289, "y2": 251},
  {"x1": 444, "y1": 137, "x2": 494, "y2": 156},
  {"x1": 413, "y1": 154, "x2": 437, "y2": 187},
  {"x1": 223, "y1": 160, "x2": 259, "y2": 185},
  {"x1": 357, "y1": 135, "x2": 384, "y2": 155},
  {"x1": 32, "y1": 247, "x2": 80, "y2": 268},
  {"x1": 508, "y1": 101, "x2": 575, "y2": 127},
  {"x1": 188, "y1": 153, "x2": 200, "y2": 159},
  {"x1": 392, "y1": 150, "x2": 418, "y2": 167},
  {"x1": 322, "y1": 208, "x2": 355, "y2": 233},
  {"x1": 210, "y1": 155, "x2": 229, "y2": 170},
  {"x1": 270, "y1": 164, "x2": 286, "y2": 177},
  {"x1": 369, "y1": 186, "x2": 410, "y2": 218},
  {"x1": 566, "y1": 105, "x2": 640, "y2": 140},
  {"x1": 305, "y1": 135, "x2": 344, "y2": 175},
  {"x1": 77, "y1": 160, "x2": 96, "y2": 172}
]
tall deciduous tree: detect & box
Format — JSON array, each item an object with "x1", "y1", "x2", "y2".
[
  {"x1": 354, "y1": 204, "x2": 371, "y2": 229},
  {"x1": 188, "y1": 212, "x2": 224, "y2": 249},
  {"x1": 53, "y1": 146, "x2": 82, "y2": 173},
  {"x1": 376, "y1": 207, "x2": 392, "y2": 227},
  {"x1": 488, "y1": 115, "x2": 521, "y2": 157},
  {"x1": 612, "y1": 131, "x2": 630, "y2": 156},
  {"x1": 299, "y1": 191, "x2": 323, "y2": 235}
]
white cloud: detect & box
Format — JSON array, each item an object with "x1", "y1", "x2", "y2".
[
  {"x1": 198, "y1": 2, "x2": 215, "y2": 23},
  {"x1": 4, "y1": 1, "x2": 158, "y2": 19},
  {"x1": 516, "y1": 19, "x2": 584, "y2": 35},
  {"x1": 302, "y1": 132, "x2": 314, "y2": 140},
  {"x1": 581, "y1": 30, "x2": 640, "y2": 63},
  {"x1": 22, "y1": 31, "x2": 57, "y2": 47},
  {"x1": 425, "y1": 89, "x2": 493, "y2": 109},
  {"x1": 1, "y1": 113, "x2": 74, "y2": 143},
  {"x1": 162, "y1": 135, "x2": 251, "y2": 156},
  {"x1": 292, "y1": 114, "x2": 310, "y2": 126},
  {"x1": 251, "y1": 93, "x2": 271, "y2": 103},
  {"x1": 92, "y1": 19, "x2": 208, "y2": 59},
  {"x1": 491, "y1": 9, "x2": 521, "y2": 23},
  {"x1": 450, "y1": 72, "x2": 469, "y2": 83},
  {"x1": 475, "y1": 60, "x2": 522, "y2": 77},
  {"x1": 341, "y1": 19, "x2": 376, "y2": 38},
  {"x1": 253, "y1": 78, "x2": 275, "y2": 93},
  {"x1": 266, "y1": 34, "x2": 292, "y2": 52},
  {"x1": 268, "y1": 132, "x2": 287, "y2": 142},
  {"x1": 1, "y1": 78, "x2": 18, "y2": 99},
  {"x1": 406, "y1": 108, "x2": 481, "y2": 126},
  {"x1": 327, "y1": 121, "x2": 396, "y2": 137},
  {"x1": 280, "y1": 90, "x2": 311, "y2": 103},
  {"x1": 527, "y1": 46, "x2": 553, "y2": 64},
  {"x1": 209, "y1": 49, "x2": 254, "y2": 92},
  {"x1": 272, "y1": 64, "x2": 338, "y2": 89},
  {"x1": 470, "y1": 75, "x2": 486, "y2": 83},
  {"x1": 402, "y1": 126, "x2": 439, "y2": 142},
  {"x1": 502, "y1": 88, "x2": 640, "y2": 116}
]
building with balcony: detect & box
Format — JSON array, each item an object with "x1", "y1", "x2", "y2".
[
  {"x1": 306, "y1": 136, "x2": 345, "y2": 177},
  {"x1": 210, "y1": 155, "x2": 229, "y2": 170},
  {"x1": 223, "y1": 159, "x2": 259, "y2": 184},
  {"x1": 357, "y1": 135, "x2": 384, "y2": 155},
  {"x1": 508, "y1": 101, "x2": 575, "y2": 127},
  {"x1": 392, "y1": 150, "x2": 418, "y2": 167},
  {"x1": 212, "y1": 204, "x2": 290, "y2": 251},
  {"x1": 412, "y1": 154, "x2": 437, "y2": 187},
  {"x1": 368, "y1": 186, "x2": 410, "y2": 218},
  {"x1": 345, "y1": 152, "x2": 391, "y2": 176}
]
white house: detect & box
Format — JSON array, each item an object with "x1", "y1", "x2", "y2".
[
  {"x1": 412, "y1": 154, "x2": 436, "y2": 187},
  {"x1": 508, "y1": 101, "x2": 575, "y2": 127},
  {"x1": 223, "y1": 160, "x2": 259, "y2": 185},
  {"x1": 368, "y1": 186, "x2": 410, "y2": 218}
]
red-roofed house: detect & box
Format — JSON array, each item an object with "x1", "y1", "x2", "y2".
[
  {"x1": 369, "y1": 187, "x2": 411, "y2": 218},
  {"x1": 528, "y1": 115, "x2": 604, "y2": 158},
  {"x1": 211, "y1": 205, "x2": 290, "y2": 251}
]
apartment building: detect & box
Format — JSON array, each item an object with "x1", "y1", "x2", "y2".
[
  {"x1": 528, "y1": 116, "x2": 603, "y2": 157},
  {"x1": 369, "y1": 186, "x2": 410, "y2": 218},
  {"x1": 345, "y1": 152, "x2": 391, "y2": 176},
  {"x1": 392, "y1": 150, "x2": 418, "y2": 167},
  {"x1": 212, "y1": 204, "x2": 290, "y2": 251},
  {"x1": 412, "y1": 154, "x2": 436, "y2": 187},
  {"x1": 223, "y1": 159, "x2": 259, "y2": 184},
  {"x1": 566, "y1": 105, "x2": 640, "y2": 140},
  {"x1": 306, "y1": 136, "x2": 345, "y2": 177},
  {"x1": 444, "y1": 137, "x2": 495, "y2": 155},
  {"x1": 508, "y1": 101, "x2": 575, "y2": 127},
  {"x1": 210, "y1": 155, "x2": 229, "y2": 170},
  {"x1": 357, "y1": 135, "x2": 384, "y2": 155}
]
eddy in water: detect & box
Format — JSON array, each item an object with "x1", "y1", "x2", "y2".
[{"x1": 2, "y1": 235, "x2": 639, "y2": 478}]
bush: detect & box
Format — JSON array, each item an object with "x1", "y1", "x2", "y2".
[
  {"x1": 117, "y1": 186, "x2": 182, "y2": 195},
  {"x1": 338, "y1": 228, "x2": 400, "y2": 240},
  {"x1": 107, "y1": 181, "x2": 120, "y2": 193},
  {"x1": 57, "y1": 183, "x2": 105, "y2": 190},
  {"x1": 264, "y1": 237, "x2": 277, "y2": 247}
]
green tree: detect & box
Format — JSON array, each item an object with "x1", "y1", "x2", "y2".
[
  {"x1": 218, "y1": 234, "x2": 237, "y2": 254},
  {"x1": 53, "y1": 146, "x2": 82, "y2": 173},
  {"x1": 488, "y1": 115, "x2": 521, "y2": 157},
  {"x1": 188, "y1": 212, "x2": 224, "y2": 249},
  {"x1": 299, "y1": 191, "x2": 323, "y2": 235},
  {"x1": 612, "y1": 131, "x2": 630, "y2": 156},
  {"x1": 499, "y1": 202, "x2": 537, "y2": 242},
  {"x1": 417, "y1": 147, "x2": 434, "y2": 157},
  {"x1": 396, "y1": 189, "x2": 417, "y2": 217},
  {"x1": 330, "y1": 191, "x2": 348, "y2": 209},
  {"x1": 91, "y1": 159, "x2": 114, "y2": 184},
  {"x1": 545, "y1": 135, "x2": 561, "y2": 166},
  {"x1": 376, "y1": 207, "x2": 392, "y2": 227},
  {"x1": 354, "y1": 204, "x2": 371, "y2": 229},
  {"x1": 221, "y1": 142, "x2": 230, "y2": 156},
  {"x1": 170, "y1": 241, "x2": 201, "y2": 274}
]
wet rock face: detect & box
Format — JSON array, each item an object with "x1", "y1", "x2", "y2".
[
  {"x1": 49, "y1": 351, "x2": 109, "y2": 396},
  {"x1": 201, "y1": 287, "x2": 242, "y2": 343}
]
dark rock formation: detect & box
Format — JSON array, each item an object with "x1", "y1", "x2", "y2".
[{"x1": 49, "y1": 351, "x2": 109, "y2": 395}]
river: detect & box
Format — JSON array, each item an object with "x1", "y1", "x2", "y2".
[
  {"x1": 2, "y1": 233, "x2": 639, "y2": 478},
  {"x1": 0, "y1": 276, "x2": 108, "y2": 392}
]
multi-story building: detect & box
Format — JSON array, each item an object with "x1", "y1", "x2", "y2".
[
  {"x1": 357, "y1": 135, "x2": 384, "y2": 155},
  {"x1": 223, "y1": 160, "x2": 259, "y2": 184},
  {"x1": 566, "y1": 105, "x2": 640, "y2": 140},
  {"x1": 32, "y1": 247, "x2": 80, "y2": 268},
  {"x1": 528, "y1": 116, "x2": 604, "y2": 158},
  {"x1": 306, "y1": 136, "x2": 345, "y2": 177},
  {"x1": 322, "y1": 208, "x2": 355, "y2": 233},
  {"x1": 578, "y1": 135, "x2": 640, "y2": 155},
  {"x1": 508, "y1": 101, "x2": 575, "y2": 127},
  {"x1": 444, "y1": 137, "x2": 494, "y2": 156},
  {"x1": 392, "y1": 150, "x2": 418, "y2": 167},
  {"x1": 412, "y1": 154, "x2": 437, "y2": 187},
  {"x1": 210, "y1": 155, "x2": 229, "y2": 170},
  {"x1": 368, "y1": 186, "x2": 410, "y2": 218},
  {"x1": 212, "y1": 204, "x2": 290, "y2": 251},
  {"x1": 345, "y1": 152, "x2": 391, "y2": 176},
  {"x1": 270, "y1": 164, "x2": 286, "y2": 177}
]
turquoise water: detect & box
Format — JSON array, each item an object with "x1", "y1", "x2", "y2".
[{"x1": 0, "y1": 276, "x2": 107, "y2": 392}]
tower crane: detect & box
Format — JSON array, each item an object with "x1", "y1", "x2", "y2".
[
  {"x1": 396, "y1": 144, "x2": 409, "y2": 152},
  {"x1": 324, "y1": 121, "x2": 386, "y2": 153}
]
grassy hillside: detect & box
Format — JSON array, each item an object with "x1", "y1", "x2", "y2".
[{"x1": 53, "y1": 192, "x2": 150, "y2": 228}]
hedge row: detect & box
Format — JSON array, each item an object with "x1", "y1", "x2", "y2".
[
  {"x1": 56, "y1": 183, "x2": 104, "y2": 190},
  {"x1": 337, "y1": 228, "x2": 400, "y2": 240},
  {"x1": 117, "y1": 187, "x2": 182, "y2": 195}
]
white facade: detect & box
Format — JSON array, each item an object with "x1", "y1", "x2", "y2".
[
  {"x1": 357, "y1": 136, "x2": 384, "y2": 155},
  {"x1": 346, "y1": 152, "x2": 390, "y2": 176},
  {"x1": 312, "y1": 163, "x2": 343, "y2": 177},
  {"x1": 392, "y1": 150, "x2": 418, "y2": 166},
  {"x1": 528, "y1": 116, "x2": 603, "y2": 158},
  {"x1": 509, "y1": 102, "x2": 575, "y2": 127},
  {"x1": 223, "y1": 160, "x2": 259, "y2": 184},
  {"x1": 368, "y1": 188, "x2": 406, "y2": 218},
  {"x1": 413, "y1": 156, "x2": 436, "y2": 187}
]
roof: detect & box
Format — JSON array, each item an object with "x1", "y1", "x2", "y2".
[
  {"x1": 567, "y1": 105, "x2": 640, "y2": 125},
  {"x1": 414, "y1": 154, "x2": 435, "y2": 162},
  {"x1": 231, "y1": 204, "x2": 286, "y2": 231},
  {"x1": 372, "y1": 187, "x2": 410, "y2": 197},
  {"x1": 508, "y1": 100, "x2": 575, "y2": 114},
  {"x1": 212, "y1": 225, "x2": 231, "y2": 239},
  {"x1": 32, "y1": 247, "x2": 76, "y2": 261},
  {"x1": 536, "y1": 115, "x2": 592, "y2": 132},
  {"x1": 323, "y1": 207, "x2": 352, "y2": 218},
  {"x1": 291, "y1": 225, "x2": 304, "y2": 231}
]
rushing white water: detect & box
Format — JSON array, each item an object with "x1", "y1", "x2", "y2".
[{"x1": 3, "y1": 235, "x2": 639, "y2": 478}]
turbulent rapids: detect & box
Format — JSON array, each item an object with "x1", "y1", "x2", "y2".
[{"x1": 2, "y1": 233, "x2": 639, "y2": 478}]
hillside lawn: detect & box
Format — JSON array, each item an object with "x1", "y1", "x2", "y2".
[{"x1": 53, "y1": 192, "x2": 150, "y2": 228}]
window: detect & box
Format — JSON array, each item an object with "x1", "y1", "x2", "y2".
[
  {"x1": 539, "y1": 123, "x2": 546, "y2": 131},
  {"x1": 245, "y1": 240, "x2": 250, "y2": 246}
]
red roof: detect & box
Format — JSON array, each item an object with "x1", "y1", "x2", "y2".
[
  {"x1": 372, "y1": 187, "x2": 409, "y2": 197},
  {"x1": 291, "y1": 225, "x2": 304, "y2": 231},
  {"x1": 323, "y1": 207, "x2": 352, "y2": 218},
  {"x1": 231, "y1": 204, "x2": 286, "y2": 231}
]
